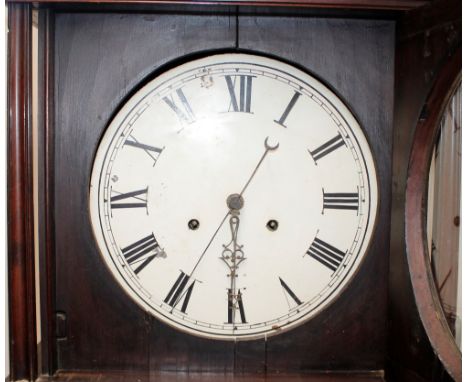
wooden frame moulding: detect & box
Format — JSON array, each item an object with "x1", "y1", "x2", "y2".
[
  {"x1": 37, "y1": 8, "x2": 58, "y2": 377},
  {"x1": 7, "y1": 3, "x2": 38, "y2": 381},
  {"x1": 6, "y1": 0, "x2": 430, "y2": 10},
  {"x1": 405, "y1": 47, "x2": 462, "y2": 382}
]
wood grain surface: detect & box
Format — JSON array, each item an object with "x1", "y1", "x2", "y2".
[
  {"x1": 47, "y1": 9, "x2": 393, "y2": 378},
  {"x1": 237, "y1": 16, "x2": 394, "y2": 373},
  {"x1": 36, "y1": 370, "x2": 385, "y2": 381},
  {"x1": 52, "y1": 11, "x2": 237, "y2": 373},
  {"x1": 7, "y1": 0, "x2": 429, "y2": 10}
]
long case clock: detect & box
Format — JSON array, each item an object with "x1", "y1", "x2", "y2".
[{"x1": 7, "y1": 1, "x2": 413, "y2": 381}]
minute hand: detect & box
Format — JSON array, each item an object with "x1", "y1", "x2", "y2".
[
  {"x1": 238, "y1": 137, "x2": 279, "y2": 197},
  {"x1": 184, "y1": 137, "x2": 280, "y2": 281}
]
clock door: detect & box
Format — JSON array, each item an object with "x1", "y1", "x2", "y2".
[
  {"x1": 236, "y1": 18, "x2": 393, "y2": 372},
  {"x1": 45, "y1": 9, "x2": 394, "y2": 375},
  {"x1": 50, "y1": 12, "x2": 238, "y2": 373}
]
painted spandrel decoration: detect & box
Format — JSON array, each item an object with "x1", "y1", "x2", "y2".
[{"x1": 89, "y1": 54, "x2": 379, "y2": 340}]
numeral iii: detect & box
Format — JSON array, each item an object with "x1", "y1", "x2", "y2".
[{"x1": 322, "y1": 190, "x2": 359, "y2": 212}]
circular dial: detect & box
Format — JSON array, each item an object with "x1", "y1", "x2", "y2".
[{"x1": 89, "y1": 53, "x2": 378, "y2": 340}]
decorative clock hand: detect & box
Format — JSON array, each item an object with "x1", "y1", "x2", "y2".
[
  {"x1": 170, "y1": 137, "x2": 280, "y2": 309},
  {"x1": 221, "y1": 208, "x2": 246, "y2": 325}
]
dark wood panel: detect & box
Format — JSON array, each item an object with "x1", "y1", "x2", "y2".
[
  {"x1": 234, "y1": 338, "x2": 266, "y2": 374},
  {"x1": 52, "y1": 11, "x2": 237, "y2": 372},
  {"x1": 37, "y1": 370, "x2": 386, "y2": 381},
  {"x1": 149, "y1": 318, "x2": 235, "y2": 373},
  {"x1": 8, "y1": 0, "x2": 430, "y2": 10},
  {"x1": 49, "y1": 8, "x2": 394, "y2": 378},
  {"x1": 7, "y1": 3, "x2": 38, "y2": 381},
  {"x1": 237, "y1": 17, "x2": 394, "y2": 373}
]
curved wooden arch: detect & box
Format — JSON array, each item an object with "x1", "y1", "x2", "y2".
[{"x1": 405, "y1": 47, "x2": 461, "y2": 382}]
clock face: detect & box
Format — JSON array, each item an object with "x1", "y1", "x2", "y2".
[{"x1": 89, "y1": 53, "x2": 378, "y2": 340}]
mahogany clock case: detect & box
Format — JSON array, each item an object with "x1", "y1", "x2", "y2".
[{"x1": 38, "y1": 10, "x2": 394, "y2": 375}]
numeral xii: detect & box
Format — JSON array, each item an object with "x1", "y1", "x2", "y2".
[{"x1": 225, "y1": 75, "x2": 254, "y2": 113}]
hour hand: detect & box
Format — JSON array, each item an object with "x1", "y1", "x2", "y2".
[
  {"x1": 221, "y1": 210, "x2": 245, "y2": 271},
  {"x1": 221, "y1": 206, "x2": 246, "y2": 326}
]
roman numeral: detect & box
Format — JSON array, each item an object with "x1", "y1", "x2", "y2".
[
  {"x1": 164, "y1": 271, "x2": 195, "y2": 313},
  {"x1": 309, "y1": 134, "x2": 346, "y2": 163},
  {"x1": 124, "y1": 135, "x2": 163, "y2": 165},
  {"x1": 225, "y1": 75, "x2": 254, "y2": 113},
  {"x1": 121, "y1": 233, "x2": 161, "y2": 275},
  {"x1": 279, "y1": 277, "x2": 302, "y2": 307},
  {"x1": 323, "y1": 190, "x2": 359, "y2": 212},
  {"x1": 274, "y1": 91, "x2": 301, "y2": 128},
  {"x1": 163, "y1": 88, "x2": 196, "y2": 124},
  {"x1": 227, "y1": 289, "x2": 247, "y2": 324},
  {"x1": 306, "y1": 237, "x2": 346, "y2": 272},
  {"x1": 110, "y1": 187, "x2": 148, "y2": 210}
]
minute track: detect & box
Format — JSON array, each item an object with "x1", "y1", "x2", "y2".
[{"x1": 90, "y1": 54, "x2": 378, "y2": 340}]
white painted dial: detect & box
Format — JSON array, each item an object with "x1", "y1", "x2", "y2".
[{"x1": 89, "y1": 53, "x2": 378, "y2": 340}]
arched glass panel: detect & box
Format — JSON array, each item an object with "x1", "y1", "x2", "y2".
[{"x1": 427, "y1": 83, "x2": 462, "y2": 349}]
